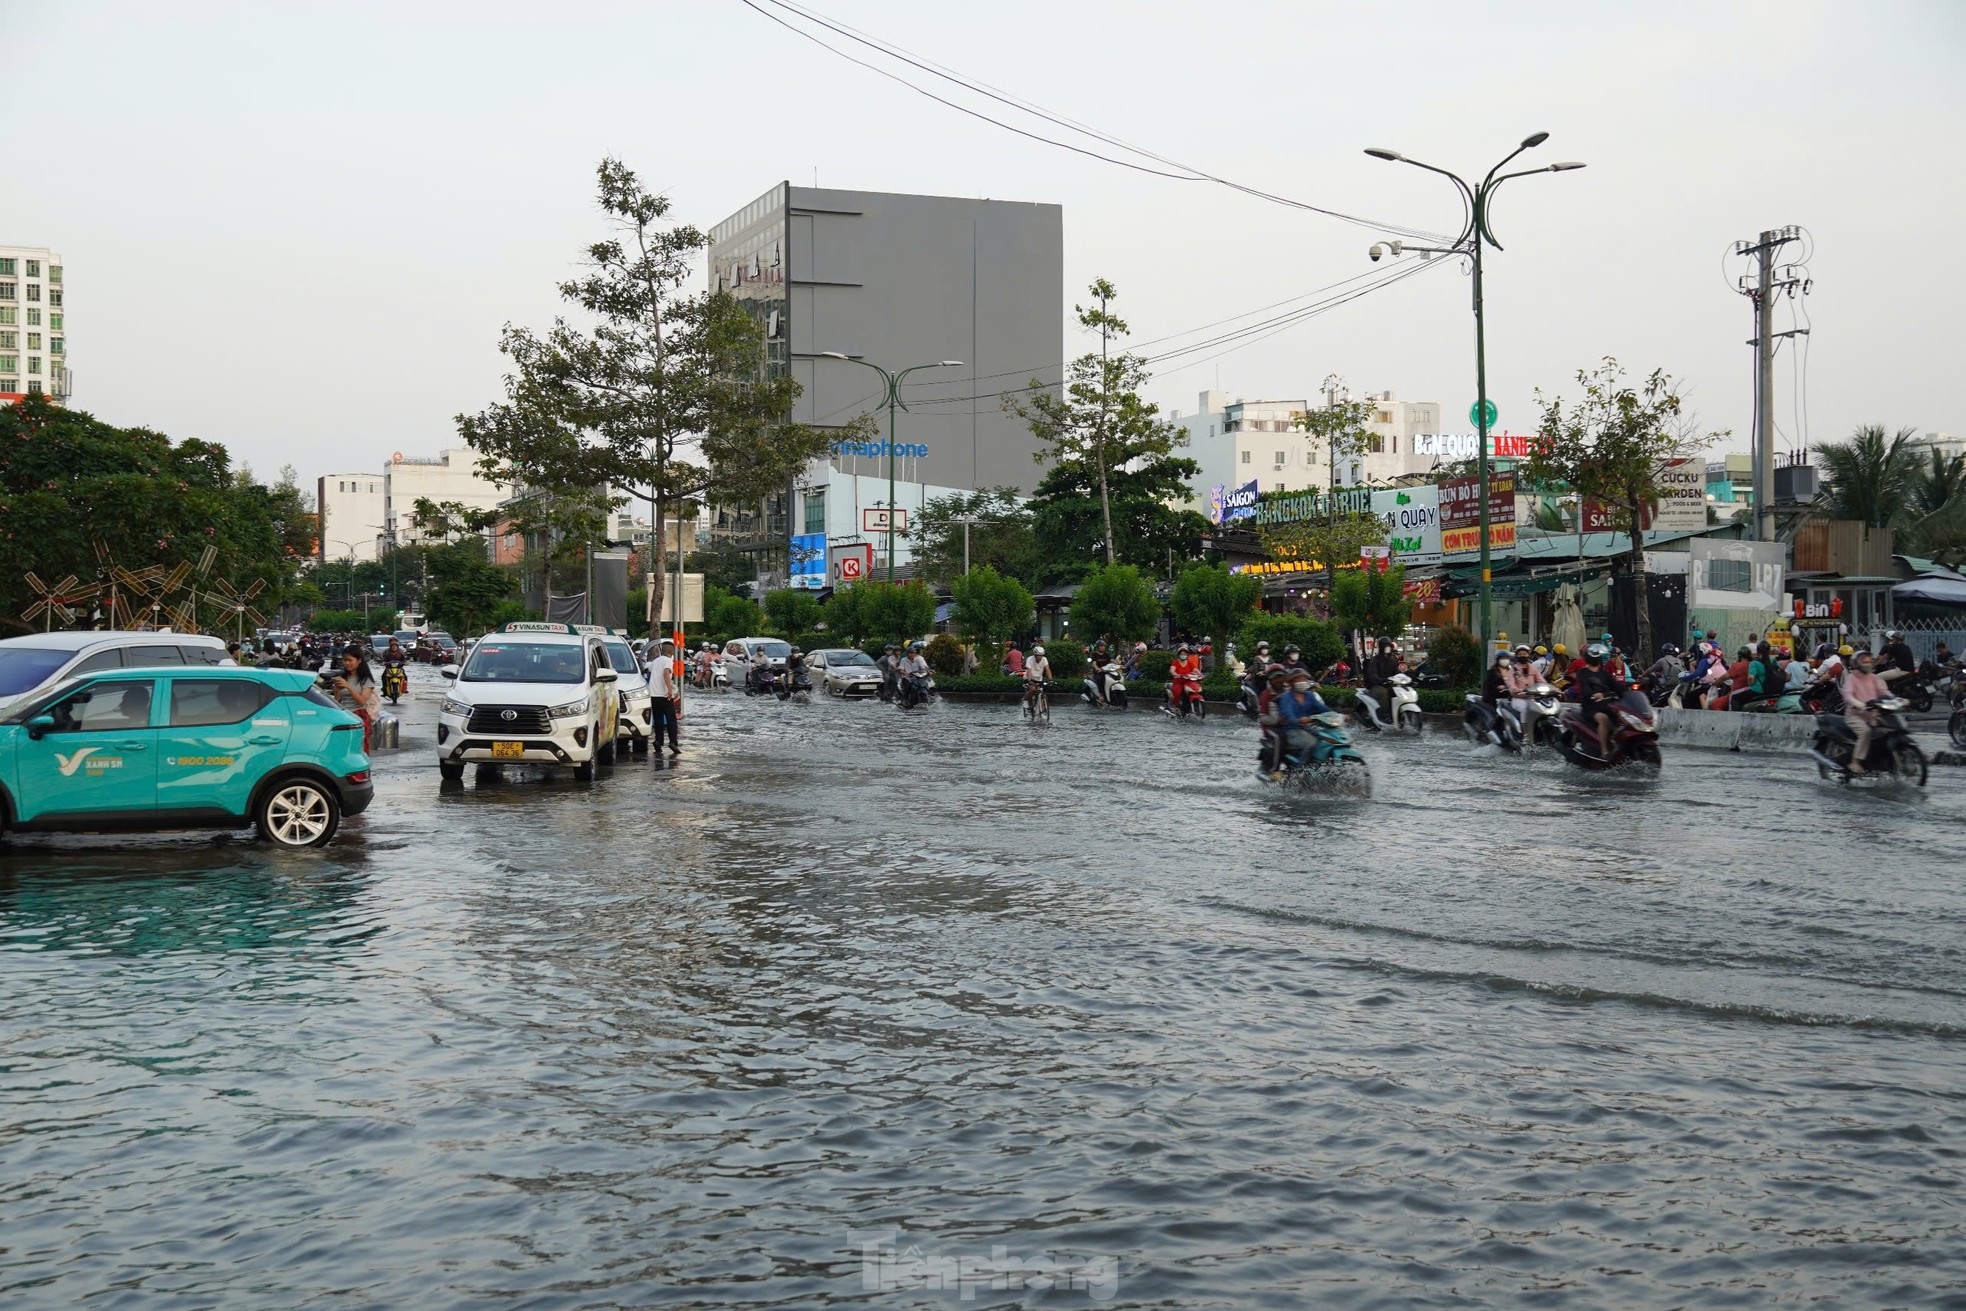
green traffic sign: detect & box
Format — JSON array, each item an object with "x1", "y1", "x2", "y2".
[{"x1": 1469, "y1": 398, "x2": 1498, "y2": 428}]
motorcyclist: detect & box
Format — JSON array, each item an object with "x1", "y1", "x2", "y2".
[
  {"x1": 1481, "y1": 649, "x2": 1515, "y2": 715},
  {"x1": 1363, "y1": 638, "x2": 1400, "y2": 721},
  {"x1": 1573, "y1": 643, "x2": 1624, "y2": 757},
  {"x1": 1643, "y1": 643, "x2": 1683, "y2": 693},
  {"x1": 878, "y1": 643, "x2": 901, "y2": 700},
  {"x1": 785, "y1": 646, "x2": 811, "y2": 692},
  {"x1": 1543, "y1": 644, "x2": 1568, "y2": 693},
  {"x1": 1271, "y1": 673, "x2": 1332, "y2": 775},
  {"x1": 1168, "y1": 642, "x2": 1203, "y2": 710},
  {"x1": 1277, "y1": 644, "x2": 1309, "y2": 678},
  {"x1": 1088, "y1": 651, "x2": 1123, "y2": 705},
  {"x1": 1878, "y1": 630, "x2": 1917, "y2": 682},
  {"x1": 1255, "y1": 668, "x2": 1291, "y2": 774},
  {"x1": 1506, "y1": 644, "x2": 1538, "y2": 723},
  {"x1": 900, "y1": 641, "x2": 932, "y2": 706},
  {"x1": 1841, "y1": 649, "x2": 1890, "y2": 774},
  {"x1": 1023, "y1": 643, "x2": 1052, "y2": 711}
]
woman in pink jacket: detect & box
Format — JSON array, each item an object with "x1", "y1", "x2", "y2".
[{"x1": 1840, "y1": 650, "x2": 1891, "y2": 774}]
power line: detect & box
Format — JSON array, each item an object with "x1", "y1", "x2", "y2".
[{"x1": 745, "y1": 0, "x2": 1452, "y2": 243}]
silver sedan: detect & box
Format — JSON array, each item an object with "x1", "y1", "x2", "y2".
[{"x1": 810, "y1": 648, "x2": 885, "y2": 698}]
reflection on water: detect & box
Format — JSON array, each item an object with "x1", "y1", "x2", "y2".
[{"x1": 2, "y1": 695, "x2": 1964, "y2": 1308}]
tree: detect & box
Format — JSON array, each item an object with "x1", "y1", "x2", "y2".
[
  {"x1": 1257, "y1": 510, "x2": 1388, "y2": 578},
  {"x1": 823, "y1": 580, "x2": 936, "y2": 646},
  {"x1": 1523, "y1": 360, "x2": 1717, "y2": 660},
  {"x1": 950, "y1": 565, "x2": 1034, "y2": 647},
  {"x1": 1813, "y1": 423, "x2": 1920, "y2": 530},
  {"x1": 1007, "y1": 279, "x2": 1190, "y2": 567},
  {"x1": 1330, "y1": 563, "x2": 1414, "y2": 639},
  {"x1": 1069, "y1": 563, "x2": 1160, "y2": 643},
  {"x1": 1296, "y1": 378, "x2": 1376, "y2": 506},
  {"x1": 1170, "y1": 563, "x2": 1263, "y2": 646},
  {"x1": 702, "y1": 585, "x2": 761, "y2": 639},
  {"x1": 1902, "y1": 446, "x2": 1966, "y2": 565},
  {"x1": 457, "y1": 158, "x2": 834, "y2": 631},
  {"x1": 904, "y1": 488, "x2": 1038, "y2": 588},
  {"x1": 684, "y1": 539, "x2": 758, "y2": 595},
  {"x1": 762, "y1": 587, "x2": 822, "y2": 636},
  {"x1": 1027, "y1": 453, "x2": 1209, "y2": 590}
]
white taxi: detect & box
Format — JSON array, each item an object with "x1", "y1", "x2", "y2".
[
  {"x1": 435, "y1": 622, "x2": 621, "y2": 781},
  {"x1": 575, "y1": 626, "x2": 654, "y2": 755}
]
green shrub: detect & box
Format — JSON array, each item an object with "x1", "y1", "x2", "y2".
[
  {"x1": 1131, "y1": 678, "x2": 1166, "y2": 701},
  {"x1": 1044, "y1": 639, "x2": 1086, "y2": 678},
  {"x1": 1234, "y1": 614, "x2": 1343, "y2": 670},
  {"x1": 1135, "y1": 648, "x2": 1174, "y2": 682},
  {"x1": 934, "y1": 672, "x2": 1024, "y2": 695},
  {"x1": 925, "y1": 632, "x2": 966, "y2": 675},
  {"x1": 1418, "y1": 687, "x2": 1476, "y2": 714},
  {"x1": 1202, "y1": 673, "x2": 1241, "y2": 701},
  {"x1": 1425, "y1": 626, "x2": 1482, "y2": 686}
]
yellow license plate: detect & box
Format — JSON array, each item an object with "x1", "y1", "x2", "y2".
[{"x1": 491, "y1": 741, "x2": 525, "y2": 759}]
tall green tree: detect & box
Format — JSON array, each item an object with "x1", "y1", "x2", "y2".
[
  {"x1": 1028, "y1": 457, "x2": 1207, "y2": 587},
  {"x1": 1902, "y1": 446, "x2": 1966, "y2": 565},
  {"x1": 684, "y1": 538, "x2": 759, "y2": 595},
  {"x1": 762, "y1": 587, "x2": 822, "y2": 636},
  {"x1": 1523, "y1": 359, "x2": 1717, "y2": 659},
  {"x1": 903, "y1": 488, "x2": 1039, "y2": 588},
  {"x1": 1069, "y1": 563, "x2": 1160, "y2": 643},
  {"x1": 825, "y1": 580, "x2": 936, "y2": 646},
  {"x1": 950, "y1": 565, "x2": 1034, "y2": 647},
  {"x1": 1330, "y1": 562, "x2": 1414, "y2": 639},
  {"x1": 1813, "y1": 424, "x2": 1920, "y2": 530},
  {"x1": 1296, "y1": 377, "x2": 1377, "y2": 506},
  {"x1": 1169, "y1": 563, "x2": 1263, "y2": 646},
  {"x1": 1007, "y1": 279, "x2": 1190, "y2": 567},
  {"x1": 457, "y1": 158, "x2": 832, "y2": 628}
]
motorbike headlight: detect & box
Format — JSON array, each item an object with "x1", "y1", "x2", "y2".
[
  {"x1": 1618, "y1": 710, "x2": 1652, "y2": 730},
  {"x1": 550, "y1": 696, "x2": 592, "y2": 720},
  {"x1": 440, "y1": 698, "x2": 470, "y2": 717}
]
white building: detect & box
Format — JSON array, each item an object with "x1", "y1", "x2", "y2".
[
  {"x1": 1173, "y1": 387, "x2": 1448, "y2": 512},
  {"x1": 1356, "y1": 391, "x2": 1445, "y2": 484},
  {"x1": 382, "y1": 448, "x2": 509, "y2": 546},
  {"x1": 317, "y1": 473, "x2": 387, "y2": 563},
  {"x1": 1914, "y1": 431, "x2": 1963, "y2": 464},
  {"x1": 0, "y1": 245, "x2": 69, "y2": 403}
]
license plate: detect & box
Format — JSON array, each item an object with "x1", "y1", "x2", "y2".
[{"x1": 491, "y1": 741, "x2": 525, "y2": 759}]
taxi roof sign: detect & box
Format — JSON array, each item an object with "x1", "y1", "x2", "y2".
[
  {"x1": 499, "y1": 621, "x2": 572, "y2": 634},
  {"x1": 570, "y1": 624, "x2": 608, "y2": 635}
]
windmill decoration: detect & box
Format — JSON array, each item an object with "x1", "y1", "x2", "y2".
[
  {"x1": 93, "y1": 539, "x2": 170, "y2": 631},
  {"x1": 208, "y1": 577, "x2": 269, "y2": 639},
  {"x1": 157, "y1": 545, "x2": 221, "y2": 632},
  {"x1": 20, "y1": 571, "x2": 102, "y2": 631}
]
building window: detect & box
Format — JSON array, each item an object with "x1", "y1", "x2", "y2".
[
  {"x1": 0, "y1": 380, "x2": 15, "y2": 393},
  {"x1": 0, "y1": 333, "x2": 12, "y2": 349},
  {"x1": 1241, "y1": 450, "x2": 1250, "y2": 464},
  {"x1": 24, "y1": 260, "x2": 39, "y2": 277},
  {"x1": 25, "y1": 334, "x2": 39, "y2": 350},
  {"x1": 0, "y1": 284, "x2": 14, "y2": 301},
  {"x1": 0, "y1": 259, "x2": 12, "y2": 275},
  {"x1": 28, "y1": 357, "x2": 40, "y2": 374},
  {"x1": 0, "y1": 307, "x2": 12, "y2": 325},
  {"x1": 48, "y1": 290, "x2": 60, "y2": 307},
  {"x1": 1274, "y1": 450, "x2": 1286, "y2": 464},
  {"x1": 49, "y1": 339, "x2": 61, "y2": 355},
  {"x1": 0, "y1": 355, "x2": 14, "y2": 374},
  {"x1": 802, "y1": 491, "x2": 825, "y2": 534},
  {"x1": 24, "y1": 309, "x2": 38, "y2": 326},
  {"x1": 25, "y1": 285, "x2": 39, "y2": 302},
  {"x1": 48, "y1": 265, "x2": 61, "y2": 284},
  {"x1": 49, "y1": 314, "x2": 60, "y2": 330},
  {"x1": 1274, "y1": 482, "x2": 1285, "y2": 492}
]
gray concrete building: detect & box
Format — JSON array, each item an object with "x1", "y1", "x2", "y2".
[{"x1": 707, "y1": 183, "x2": 1062, "y2": 585}]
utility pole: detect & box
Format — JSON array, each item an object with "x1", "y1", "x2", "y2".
[{"x1": 1732, "y1": 226, "x2": 1809, "y2": 543}]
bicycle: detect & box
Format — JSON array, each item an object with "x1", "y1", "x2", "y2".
[{"x1": 1023, "y1": 680, "x2": 1050, "y2": 724}]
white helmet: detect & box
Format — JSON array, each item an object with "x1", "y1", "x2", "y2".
[{"x1": 1031, "y1": 644, "x2": 1045, "y2": 656}]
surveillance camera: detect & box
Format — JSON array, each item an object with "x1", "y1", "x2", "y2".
[{"x1": 1369, "y1": 244, "x2": 1385, "y2": 262}]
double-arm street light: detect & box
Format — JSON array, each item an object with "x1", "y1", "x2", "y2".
[
  {"x1": 819, "y1": 352, "x2": 964, "y2": 581},
  {"x1": 1362, "y1": 132, "x2": 1584, "y2": 650}
]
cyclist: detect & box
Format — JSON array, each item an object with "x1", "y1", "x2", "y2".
[{"x1": 1022, "y1": 643, "x2": 1052, "y2": 713}]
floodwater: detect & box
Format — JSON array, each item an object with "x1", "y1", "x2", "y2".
[{"x1": 3, "y1": 673, "x2": 1964, "y2": 1308}]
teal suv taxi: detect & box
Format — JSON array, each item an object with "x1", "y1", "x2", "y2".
[{"x1": 0, "y1": 665, "x2": 373, "y2": 849}]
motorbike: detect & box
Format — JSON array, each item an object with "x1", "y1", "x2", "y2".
[
  {"x1": 1237, "y1": 675, "x2": 1264, "y2": 719},
  {"x1": 1557, "y1": 686, "x2": 1663, "y2": 770},
  {"x1": 745, "y1": 666, "x2": 778, "y2": 697},
  {"x1": 1258, "y1": 711, "x2": 1371, "y2": 794},
  {"x1": 776, "y1": 667, "x2": 814, "y2": 704},
  {"x1": 1463, "y1": 694, "x2": 1524, "y2": 751},
  {"x1": 1811, "y1": 695, "x2": 1927, "y2": 786},
  {"x1": 897, "y1": 672, "x2": 936, "y2": 710},
  {"x1": 1352, "y1": 673, "x2": 1421, "y2": 734},
  {"x1": 1881, "y1": 666, "x2": 1938, "y2": 713},
  {"x1": 1520, "y1": 682, "x2": 1564, "y2": 748},
  {"x1": 1164, "y1": 670, "x2": 1206, "y2": 720},
  {"x1": 1081, "y1": 662, "x2": 1128, "y2": 709},
  {"x1": 381, "y1": 659, "x2": 408, "y2": 705}
]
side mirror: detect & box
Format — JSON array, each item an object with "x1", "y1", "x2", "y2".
[
  {"x1": 438, "y1": 664, "x2": 459, "y2": 680},
  {"x1": 25, "y1": 714, "x2": 54, "y2": 741},
  {"x1": 595, "y1": 667, "x2": 619, "y2": 683}
]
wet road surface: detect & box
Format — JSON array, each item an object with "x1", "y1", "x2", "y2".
[{"x1": 3, "y1": 667, "x2": 1964, "y2": 1308}]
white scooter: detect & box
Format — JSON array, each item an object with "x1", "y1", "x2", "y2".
[
  {"x1": 1520, "y1": 681, "x2": 1564, "y2": 748},
  {"x1": 1081, "y1": 661, "x2": 1129, "y2": 709},
  {"x1": 1352, "y1": 672, "x2": 1421, "y2": 734},
  {"x1": 709, "y1": 661, "x2": 729, "y2": 692}
]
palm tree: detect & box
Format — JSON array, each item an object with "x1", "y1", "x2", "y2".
[
  {"x1": 1812, "y1": 424, "x2": 1920, "y2": 529},
  {"x1": 1900, "y1": 446, "x2": 1966, "y2": 565}
]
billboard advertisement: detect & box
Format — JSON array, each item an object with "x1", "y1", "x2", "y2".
[
  {"x1": 1582, "y1": 459, "x2": 1708, "y2": 535},
  {"x1": 789, "y1": 532, "x2": 828, "y2": 590},
  {"x1": 1209, "y1": 478, "x2": 1260, "y2": 525},
  {"x1": 1371, "y1": 484, "x2": 1441, "y2": 565},
  {"x1": 1438, "y1": 471, "x2": 1517, "y2": 554}
]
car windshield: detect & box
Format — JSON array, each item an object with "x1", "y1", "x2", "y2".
[
  {"x1": 0, "y1": 647, "x2": 74, "y2": 697},
  {"x1": 754, "y1": 641, "x2": 792, "y2": 660},
  {"x1": 459, "y1": 640, "x2": 587, "y2": 684},
  {"x1": 826, "y1": 650, "x2": 877, "y2": 668},
  {"x1": 602, "y1": 640, "x2": 640, "y2": 673}
]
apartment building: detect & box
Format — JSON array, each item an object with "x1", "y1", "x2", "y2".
[{"x1": 0, "y1": 245, "x2": 69, "y2": 403}]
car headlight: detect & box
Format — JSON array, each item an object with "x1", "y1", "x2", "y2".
[
  {"x1": 625, "y1": 687, "x2": 651, "y2": 703},
  {"x1": 441, "y1": 698, "x2": 470, "y2": 717},
  {"x1": 550, "y1": 696, "x2": 592, "y2": 720}
]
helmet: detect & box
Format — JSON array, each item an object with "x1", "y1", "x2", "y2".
[
  {"x1": 1031, "y1": 644, "x2": 1045, "y2": 656},
  {"x1": 1493, "y1": 651, "x2": 1514, "y2": 667},
  {"x1": 1268, "y1": 668, "x2": 1289, "y2": 684},
  {"x1": 1534, "y1": 645, "x2": 1547, "y2": 656},
  {"x1": 1177, "y1": 643, "x2": 1191, "y2": 654},
  {"x1": 1291, "y1": 674, "x2": 1313, "y2": 689},
  {"x1": 1378, "y1": 637, "x2": 1394, "y2": 651},
  {"x1": 1838, "y1": 645, "x2": 1854, "y2": 657},
  {"x1": 1514, "y1": 644, "x2": 1531, "y2": 656},
  {"x1": 1886, "y1": 629, "x2": 1903, "y2": 641},
  {"x1": 1553, "y1": 644, "x2": 1567, "y2": 656},
  {"x1": 1584, "y1": 643, "x2": 1608, "y2": 664},
  {"x1": 1283, "y1": 644, "x2": 1301, "y2": 657},
  {"x1": 1855, "y1": 648, "x2": 1877, "y2": 666},
  {"x1": 790, "y1": 646, "x2": 802, "y2": 656},
  {"x1": 1255, "y1": 640, "x2": 1271, "y2": 651},
  {"x1": 911, "y1": 641, "x2": 925, "y2": 651},
  {"x1": 1134, "y1": 641, "x2": 1147, "y2": 652},
  {"x1": 1736, "y1": 646, "x2": 1751, "y2": 660},
  {"x1": 1661, "y1": 643, "x2": 1678, "y2": 656},
  {"x1": 1600, "y1": 632, "x2": 1615, "y2": 644}
]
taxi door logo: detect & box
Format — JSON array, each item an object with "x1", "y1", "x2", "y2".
[{"x1": 56, "y1": 748, "x2": 99, "y2": 777}]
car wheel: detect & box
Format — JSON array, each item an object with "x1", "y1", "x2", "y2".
[
  {"x1": 631, "y1": 736, "x2": 650, "y2": 754},
  {"x1": 573, "y1": 758, "x2": 596, "y2": 783},
  {"x1": 256, "y1": 777, "x2": 341, "y2": 849},
  {"x1": 439, "y1": 759, "x2": 465, "y2": 781},
  {"x1": 597, "y1": 733, "x2": 617, "y2": 766}
]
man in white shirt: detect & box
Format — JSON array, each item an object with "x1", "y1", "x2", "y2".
[{"x1": 649, "y1": 638, "x2": 680, "y2": 755}]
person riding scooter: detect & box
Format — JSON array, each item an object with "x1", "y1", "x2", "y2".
[
  {"x1": 1364, "y1": 638, "x2": 1401, "y2": 722},
  {"x1": 1573, "y1": 643, "x2": 1624, "y2": 757}
]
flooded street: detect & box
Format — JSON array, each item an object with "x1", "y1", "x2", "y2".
[{"x1": 4, "y1": 671, "x2": 1965, "y2": 1308}]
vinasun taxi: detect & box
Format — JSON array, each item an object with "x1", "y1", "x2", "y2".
[
  {"x1": 435, "y1": 622, "x2": 622, "y2": 781},
  {"x1": 0, "y1": 665, "x2": 373, "y2": 848}
]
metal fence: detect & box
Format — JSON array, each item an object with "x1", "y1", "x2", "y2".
[{"x1": 1883, "y1": 617, "x2": 1966, "y2": 663}]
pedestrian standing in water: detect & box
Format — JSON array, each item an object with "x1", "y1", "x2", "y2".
[{"x1": 332, "y1": 649, "x2": 380, "y2": 752}]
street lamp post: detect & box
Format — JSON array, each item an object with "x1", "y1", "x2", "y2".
[
  {"x1": 819, "y1": 353, "x2": 964, "y2": 581},
  {"x1": 1363, "y1": 133, "x2": 1584, "y2": 650}
]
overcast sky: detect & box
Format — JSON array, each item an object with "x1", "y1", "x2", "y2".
[{"x1": 10, "y1": 0, "x2": 1963, "y2": 486}]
